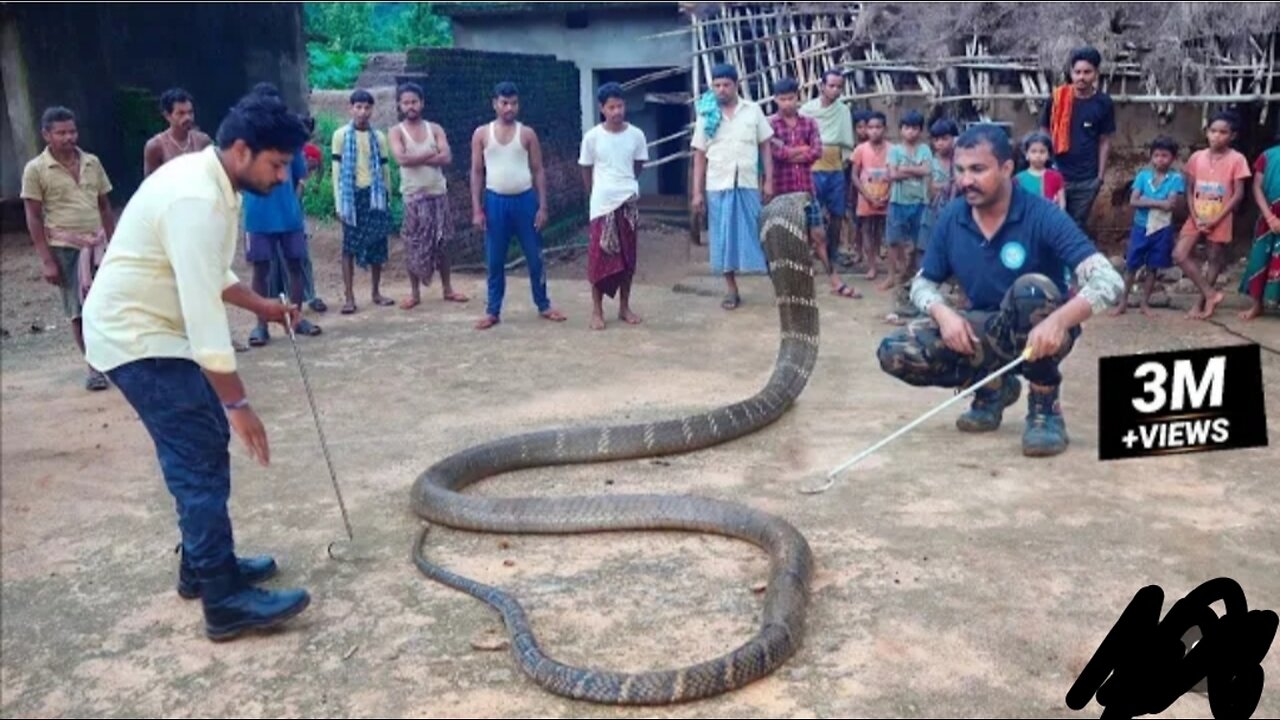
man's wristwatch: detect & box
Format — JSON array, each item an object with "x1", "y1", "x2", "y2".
[{"x1": 223, "y1": 397, "x2": 250, "y2": 411}]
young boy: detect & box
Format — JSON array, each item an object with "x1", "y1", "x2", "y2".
[
  {"x1": 924, "y1": 118, "x2": 959, "y2": 241},
  {"x1": 1174, "y1": 111, "x2": 1251, "y2": 320},
  {"x1": 331, "y1": 89, "x2": 394, "y2": 314},
  {"x1": 884, "y1": 111, "x2": 933, "y2": 295},
  {"x1": 579, "y1": 82, "x2": 649, "y2": 330},
  {"x1": 1113, "y1": 136, "x2": 1185, "y2": 316},
  {"x1": 845, "y1": 109, "x2": 872, "y2": 268},
  {"x1": 769, "y1": 77, "x2": 859, "y2": 298},
  {"x1": 850, "y1": 111, "x2": 890, "y2": 281}
]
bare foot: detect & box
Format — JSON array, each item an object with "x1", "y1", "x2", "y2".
[
  {"x1": 1239, "y1": 303, "x2": 1264, "y2": 322},
  {"x1": 589, "y1": 314, "x2": 606, "y2": 331},
  {"x1": 1189, "y1": 291, "x2": 1225, "y2": 320},
  {"x1": 877, "y1": 278, "x2": 896, "y2": 292},
  {"x1": 540, "y1": 309, "x2": 567, "y2": 322},
  {"x1": 1139, "y1": 304, "x2": 1151, "y2": 316},
  {"x1": 619, "y1": 308, "x2": 643, "y2": 325},
  {"x1": 1109, "y1": 305, "x2": 1128, "y2": 317},
  {"x1": 400, "y1": 296, "x2": 421, "y2": 310},
  {"x1": 865, "y1": 268, "x2": 878, "y2": 281},
  {"x1": 443, "y1": 291, "x2": 469, "y2": 303},
  {"x1": 474, "y1": 315, "x2": 500, "y2": 330}
]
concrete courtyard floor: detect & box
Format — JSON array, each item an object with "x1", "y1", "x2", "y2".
[{"x1": 3, "y1": 231, "x2": 1279, "y2": 718}]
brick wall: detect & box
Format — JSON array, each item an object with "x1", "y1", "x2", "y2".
[{"x1": 398, "y1": 47, "x2": 585, "y2": 265}]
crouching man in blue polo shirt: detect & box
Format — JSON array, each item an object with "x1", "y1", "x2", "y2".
[{"x1": 877, "y1": 124, "x2": 1124, "y2": 457}]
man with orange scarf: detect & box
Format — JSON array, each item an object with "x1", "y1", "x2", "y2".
[{"x1": 1039, "y1": 47, "x2": 1115, "y2": 235}]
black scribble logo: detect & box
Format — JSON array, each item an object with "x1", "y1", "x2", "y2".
[{"x1": 1067, "y1": 578, "x2": 1278, "y2": 718}]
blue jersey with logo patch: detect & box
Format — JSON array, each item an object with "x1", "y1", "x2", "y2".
[{"x1": 921, "y1": 184, "x2": 1098, "y2": 311}]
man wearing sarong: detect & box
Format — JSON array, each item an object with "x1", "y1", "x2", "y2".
[
  {"x1": 332, "y1": 89, "x2": 394, "y2": 314},
  {"x1": 691, "y1": 63, "x2": 774, "y2": 310},
  {"x1": 21, "y1": 106, "x2": 117, "y2": 390},
  {"x1": 578, "y1": 82, "x2": 649, "y2": 331},
  {"x1": 469, "y1": 81, "x2": 567, "y2": 330},
  {"x1": 389, "y1": 82, "x2": 469, "y2": 311}
]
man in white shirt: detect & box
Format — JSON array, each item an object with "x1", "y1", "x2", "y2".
[
  {"x1": 691, "y1": 63, "x2": 774, "y2": 310},
  {"x1": 83, "y1": 93, "x2": 312, "y2": 642},
  {"x1": 579, "y1": 82, "x2": 649, "y2": 330}
]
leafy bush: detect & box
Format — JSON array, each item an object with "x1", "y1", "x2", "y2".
[
  {"x1": 307, "y1": 44, "x2": 366, "y2": 90},
  {"x1": 305, "y1": 3, "x2": 452, "y2": 90},
  {"x1": 305, "y1": 2, "x2": 451, "y2": 53}
]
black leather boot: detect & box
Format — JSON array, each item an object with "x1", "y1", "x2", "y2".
[
  {"x1": 178, "y1": 548, "x2": 278, "y2": 599},
  {"x1": 199, "y1": 561, "x2": 310, "y2": 642}
]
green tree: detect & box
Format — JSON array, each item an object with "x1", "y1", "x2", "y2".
[{"x1": 393, "y1": 3, "x2": 452, "y2": 48}]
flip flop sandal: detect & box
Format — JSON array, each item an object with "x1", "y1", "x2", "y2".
[
  {"x1": 372, "y1": 296, "x2": 395, "y2": 307},
  {"x1": 341, "y1": 302, "x2": 357, "y2": 315},
  {"x1": 297, "y1": 320, "x2": 322, "y2": 336},
  {"x1": 310, "y1": 298, "x2": 328, "y2": 313},
  {"x1": 248, "y1": 326, "x2": 269, "y2": 346},
  {"x1": 721, "y1": 294, "x2": 741, "y2": 310}
]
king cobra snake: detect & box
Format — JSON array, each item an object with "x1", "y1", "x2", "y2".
[{"x1": 411, "y1": 192, "x2": 818, "y2": 705}]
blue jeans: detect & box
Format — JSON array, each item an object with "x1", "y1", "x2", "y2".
[
  {"x1": 485, "y1": 189, "x2": 550, "y2": 317},
  {"x1": 107, "y1": 358, "x2": 235, "y2": 574}
]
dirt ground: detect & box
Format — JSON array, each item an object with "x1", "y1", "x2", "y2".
[{"x1": 3, "y1": 219, "x2": 1279, "y2": 719}]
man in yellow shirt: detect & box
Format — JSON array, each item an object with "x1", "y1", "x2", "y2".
[
  {"x1": 83, "y1": 92, "x2": 312, "y2": 642},
  {"x1": 331, "y1": 89, "x2": 394, "y2": 314},
  {"x1": 21, "y1": 107, "x2": 117, "y2": 390}
]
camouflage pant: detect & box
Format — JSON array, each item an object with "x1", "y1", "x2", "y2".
[{"x1": 877, "y1": 273, "x2": 1079, "y2": 389}]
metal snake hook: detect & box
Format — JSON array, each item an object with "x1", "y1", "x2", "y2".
[
  {"x1": 278, "y1": 294, "x2": 362, "y2": 561},
  {"x1": 801, "y1": 347, "x2": 1033, "y2": 495}
]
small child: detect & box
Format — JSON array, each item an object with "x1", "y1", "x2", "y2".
[
  {"x1": 924, "y1": 118, "x2": 960, "y2": 252},
  {"x1": 1015, "y1": 133, "x2": 1066, "y2": 209},
  {"x1": 1175, "y1": 111, "x2": 1252, "y2": 320},
  {"x1": 850, "y1": 111, "x2": 890, "y2": 281},
  {"x1": 845, "y1": 109, "x2": 873, "y2": 267},
  {"x1": 1113, "y1": 136, "x2": 1185, "y2": 316},
  {"x1": 884, "y1": 111, "x2": 933, "y2": 294}
]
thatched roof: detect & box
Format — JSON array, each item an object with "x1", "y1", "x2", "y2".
[
  {"x1": 852, "y1": 2, "x2": 1280, "y2": 87},
  {"x1": 638, "y1": 2, "x2": 1279, "y2": 165},
  {"x1": 670, "y1": 2, "x2": 1279, "y2": 108}
]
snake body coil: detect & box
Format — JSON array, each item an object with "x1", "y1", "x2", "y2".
[{"x1": 411, "y1": 193, "x2": 818, "y2": 704}]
